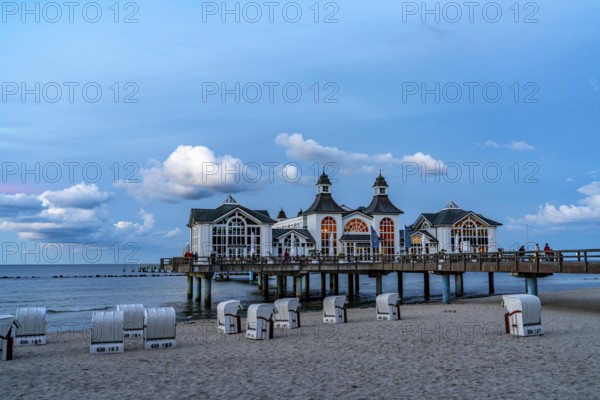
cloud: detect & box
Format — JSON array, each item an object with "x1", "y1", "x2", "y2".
[
  {"x1": 275, "y1": 133, "x2": 445, "y2": 173},
  {"x1": 40, "y1": 183, "x2": 113, "y2": 209},
  {"x1": 118, "y1": 145, "x2": 259, "y2": 202},
  {"x1": 0, "y1": 193, "x2": 44, "y2": 216},
  {"x1": 483, "y1": 139, "x2": 534, "y2": 151},
  {"x1": 484, "y1": 140, "x2": 500, "y2": 148},
  {"x1": 114, "y1": 209, "x2": 155, "y2": 233},
  {"x1": 508, "y1": 181, "x2": 600, "y2": 229},
  {"x1": 506, "y1": 141, "x2": 535, "y2": 151}
]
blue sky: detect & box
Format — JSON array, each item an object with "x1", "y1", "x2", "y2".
[{"x1": 1, "y1": 0, "x2": 599, "y2": 263}]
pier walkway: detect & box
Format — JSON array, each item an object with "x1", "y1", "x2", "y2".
[{"x1": 160, "y1": 249, "x2": 600, "y2": 305}]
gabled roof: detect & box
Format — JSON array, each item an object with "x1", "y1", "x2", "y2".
[
  {"x1": 342, "y1": 209, "x2": 373, "y2": 218},
  {"x1": 189, "y1": 204, "x2": 275, "y2": 226},
  {"x1": 412, "y1": 203, "x2": 502, "y2": 228},
  {"x1": 272, "y1": 228, "x2": 316, "y2": 243},
  {"x1": 363, "y1": 195, "x2": 404, "y2": 215},
  {"x1": 303, "y1": 193, "x2": 345, "y2": 214},
  {"x1": 411, "y1": 229, "x2": 438, "y2": 243}
]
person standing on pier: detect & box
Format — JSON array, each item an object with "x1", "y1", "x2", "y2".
[
  {"x1": 534, "y1": 243, "x2": 540, "y2": 261},
  {"x1": 544, "y1": 243, "x2": 552, "y2": 261}
]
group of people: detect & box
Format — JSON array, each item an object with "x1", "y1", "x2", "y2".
[{"x1": 518, "y1": 243, "x2": 555, "y2": 261}]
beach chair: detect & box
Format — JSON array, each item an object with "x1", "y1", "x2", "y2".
[
  {"x1": 144, "y1": 307, "x2": 176, "y2": 350},
  {"x1": 502, "y1": 294, "x2": 543, "y2": 336},
  {"x1": 273, "y1": 298, "x2": 300, "y2": 329},
  {"x1": 15, "y1": 307, "x2": 47, "y2": 346},
  {"x1": 376, "y1": 293, "x2": 401, "y2": 321},
  {"x1": 245, "y1": 304, "x2": 276, "y2": 340},
  {"x1": 217, "y1": 300, "x2": 242, "y2": 334},
  {"x1": 323, "y1": 295, "x2": 347, "y2": 324},
  {"x1": 90, "y1": 311, "x2": 124, "y2": 354},
  {"x1": 0, "y1": 315, "x2": 17, "y2": 361},
  {"x1": 116, "y1": 304, "x2": 145, "y2": 338}
]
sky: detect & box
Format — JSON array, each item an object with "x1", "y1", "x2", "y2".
[{"x1": 1, "y1": 0, "x2": 599, "y2": 263}]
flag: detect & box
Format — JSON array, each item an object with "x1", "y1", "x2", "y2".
[
  {"x1": 404, "y1": 225, "x2": 412, "y2": 251},
  {"x1": 370, "y1": 226, "x2": 380, "y2": 248}
]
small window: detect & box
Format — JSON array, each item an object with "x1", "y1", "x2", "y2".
[
  {"x1": 379, "y1": 188, "x2": 385, "y2": 194},
  {"x1": 322, "y1": 186, "x2": 329, "y2": 193}
]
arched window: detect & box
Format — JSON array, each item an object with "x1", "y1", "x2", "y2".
[
  {"x1": 380, "y1": 218, "x2": 395, "y2": 255},
  {"x1": 344, "y1": 218, "x2": 369, "y2": 232},
  {"x1": 451, "y1": 218, "x2": 489, "y2": 253},
  {"x1": 212, "y1": 212, "x2": 259, "y2": 257},
  {"x1": 321, "y1": 217, "x2": 337, "y2": 255}
]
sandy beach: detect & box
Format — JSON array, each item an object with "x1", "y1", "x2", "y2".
[{"x1": 2, "y1": 288, "x2": 599, "y2": 400}]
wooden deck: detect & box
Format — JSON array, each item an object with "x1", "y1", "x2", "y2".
[{"x1": 161, "y1": 249, "x2": 600, "y2": 276}]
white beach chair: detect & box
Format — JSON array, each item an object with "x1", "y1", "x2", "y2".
[
  {"x1": 245, "y1": 304, "x2": 276, "y2": 340},
  {"x1": 217, "y1": 300, "x2": 242, "y2": 334},
  {"x1": 502, "y1": 294, "x2": 543, "y2": 336},
  {"x1": 376, "y1": 293, "x2": 401, "y2": 321},
  {"x1": 116, "y1": 304, "x2": 145, "y2": 338},
  {"x1": 90, "y1": 311, "x2": 124, "y2": 354},
  {"x1": 1, "y1": 315, "x2": 17, "y2": 361},
  {"x1": 144, "y1": 307, "x2": 176, "y2": 350},
  {"x1": 14, "y1": 307, "x2": 47, "y2": 346},
  {"x1": 273, "y1": 298, "x2": 300, "y2": 329},
  {"x1": 323, "y1": 295, "x2": 347, "y2": 324}
]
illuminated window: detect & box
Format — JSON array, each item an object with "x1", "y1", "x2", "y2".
[
  {"x1": 380, "y1": 217, "x2": 395, "y2": 255},
  {"x1": 344, "y1": 218, "x2": 369, "y2": 233},
  {"x1": 321, "y1": 217, "x2": 337, "y2": 254}
]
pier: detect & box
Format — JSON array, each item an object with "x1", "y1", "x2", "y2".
[{"x1": 160, "y1": 248, "x2": 600, "y2": 305}]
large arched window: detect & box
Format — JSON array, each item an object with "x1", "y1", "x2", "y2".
[
  {"x1": 380, "y1": 218, "x2": 395, "y2": 255},
  {"x1": 321, "y1": 217, "x2": 337, "y2": 255},
  {"x1": 212, "y1": 212, "x2": 260, "y2": 257},
  {"x1": 344, "y1": 218, "x2": 369, "y2": 232},
  {"x1": 451, "y1": 218, "x2": 489, "y2": 253}
]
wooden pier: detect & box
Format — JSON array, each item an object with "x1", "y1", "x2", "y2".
[{"x1": 160, "y1": 249, "x2": 600, "y2": 305}]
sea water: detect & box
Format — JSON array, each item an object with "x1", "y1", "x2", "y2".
[{"x1": 1, "y1": 264, "x2": 600, "y2": 331}]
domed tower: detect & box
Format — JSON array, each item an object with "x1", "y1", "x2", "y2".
[{"x1": 364, "y1": 172, "x2": 403, "y2": 255}]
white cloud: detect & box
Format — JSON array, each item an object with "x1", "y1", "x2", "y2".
[
  {"x1": 118, "y1": 145, "x2": 258, "y2": 202},
  {"x1": 114, "y1": 209, "x2": 155, "y2": 233},
  {"x1": 482, "y1": 139, "x2": 535, "y2": 151},
  {"x1": 160, "y1": 227, "x2": 181, "y2": 239},
  {"x1": 275, "y1": 133, "x2": 445, "y2": 173},
  {"x1": 40, "y1": 183, "x2": 113, "y2": 209},
  {"x1": 484, "y1": 140, "x2": 500, "y2": 148},
  {"x1": 509, "y1": 181, "x2": 600, "y2": 228},
  {"x1": 507, "y1": 141, "x2": 535, "y2": 151}
]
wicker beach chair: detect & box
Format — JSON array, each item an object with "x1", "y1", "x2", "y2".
[
  {"x1": 116, "y1": 304, "x2": 145, "y2": 338},
  {"x1": 502, "y1": 294, "x2": 543, "y2": 336},
  {"x1": 376, "y1": 293, "x2": 401, "y2": 321},
  {"x1": 217, "y1": 300, "x2": 242, "y2": 334},
  {"x1": 15, "y1": 307, "x2": 47, "y2": 346},
  {"x1": 144, "y1": 307, "x2": 176, "y2": 350},
  {"x1": 323, "y1": 295, "x2": 347, "y2": 324},
  {"x1": 245, "y1": 304, "x2": 275, "y2": 340},
  {"x1": 273, "y1": 298, "x2": 300, "y2": 329},
  {"x1": 91, "y1": 311, "x2": 124, "y2": 354}
]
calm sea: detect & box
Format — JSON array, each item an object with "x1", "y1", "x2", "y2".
[{"x1": 1, "y1": 264, "x2": 600, "y2": 332}]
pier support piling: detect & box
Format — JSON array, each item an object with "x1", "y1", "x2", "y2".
[
  {"x1": 333, "y1": 274, "x2": 339, "y2": 295},
  {"x1": 347, "y1": 274, "x2": 354, "y2": 298},
  {"x1": 488, "y1": 272, "x2": 495, "y2": 295},
  {"x1": 276, "y1": 275, "x2": 284, "y2": 297},
  {"x1": 354, "y1": 274, "x2": 360, "y2": 294},
  {"x1": 455, "y1": 273, "x2": 464, "y2": 297},
  {"x1": 526, "y1": 277, "x2": 538, "y2": 296},
  {"x1": 329, "y1": 274, "x2": 334, "y2": 290},
  {"x1": 262, "y1": 274, "x2": 269, "y2": 300},
  {"x1": 194, "y1": 276, "x2": 202, "y2": 302},
  {"x1": 397, "y1": 272, "x2": 404, "y2": 302},
  {"x1": 423, "y1": 272, "x2": 430, "y2": 301},
  {"x1": 375, "y1": 274, "x2": 383, "y2": 296},
  {"x1": 257, "y1": 273, "x2": 262, "y2": 290},
  {"x1": 187, "y1": 276, "x2": 193, "y2": 300},
  {"x1": 304, "y1": 274, "x2": 310, "y2": 296},
  {"x1": 442, "y1": 273, "x2": 451, "y2": 304},
  {"x1": 295, "y1": 275, "x2": 302, "y2": 298},
  {"x1": 203, "y1": 274, "x2": 213, "y2": 306},
  {"x1": 249, "y1": 272, "x2": 256, "y2": 282},
  {"x1": 320, "y1": 273, "x2": 327, "y2": 298}
]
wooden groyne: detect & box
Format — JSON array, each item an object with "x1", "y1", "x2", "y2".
[{"x1": 160, "y1": 249, "x2": 600, "y2": 305}]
